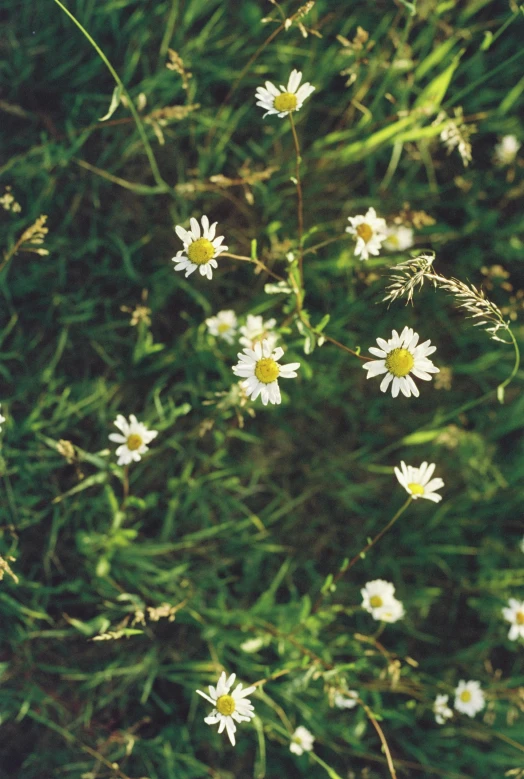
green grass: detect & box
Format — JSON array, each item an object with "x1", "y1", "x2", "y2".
[{"x1": 1, "y1": 0, "x2": 524, "y2": 777}]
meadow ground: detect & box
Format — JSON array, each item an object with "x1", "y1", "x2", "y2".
[{"x1": 1, "y1": 1, "x2": 524, "y2": 777}]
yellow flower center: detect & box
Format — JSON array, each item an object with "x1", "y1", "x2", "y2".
[
  {"x1": 369, "y1": 595, "x2": 383, "y2": 608},
  {"x1": 126, "y1": 434, "x2": 143, "y2": 451},
  {"x1": 187, "y1": 238, "x2": 215, "y2": 265},
  {"x1": 216, "y1": 694, "x2": 236, "y2": 716},
  {"x1": 460, "y1": 690, "x2": 472, "y2": 703},
  {"x1": 385, "y1": 348, "x2": 415, "y2": 377},
  {"x1": 408, "y1": 483, "x2": 425, "y2": 496},
  {"x1": 273, "y1": 92, "x2": 298, "y2": 112},
  {"x1": 356, "y1": 223, "x2": 373, "y2": 243},
  {"x1": 516, "y1": 611, "x2": 524, "y2": 625},
  {"x1": 254, "y1": 357, "x2": 280, "y2": 384},
  {"x1": 218, "y1": 322, "x2": 231, "y2": 334}
]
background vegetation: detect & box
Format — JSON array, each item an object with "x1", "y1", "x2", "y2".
[{"x1": 1, "y1": 0, "x2": 524, "y2": 777}]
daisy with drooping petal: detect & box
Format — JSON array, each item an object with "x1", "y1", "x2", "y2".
[
  {"x1": 454, "y1": 680, "x2": 485, "y2": 717},
  {"x1": 383, "y1": 225, "x2": 414, "y2": 252},
  {"x1": 205, "y1": 310, "x2": 238, "y2": 344},
  {"x1": 239, "y1": 314, "x2": 279, "y2": 350},
  {"x1": 434, "y1": 694, "x2": 453, "y2": 725},
  {"x1": 172, "y1": 215, "x2": 228, "y2": 279},
  {"x1": 0, "y1": 405, "x2": 5, "y2": 432},
  {"x1": 363, "y1": 326, "x2": 439, "y2": 398},
  {"x1": 196, "y1": 671, "x2": 256, "y2": 746},
  {"x1": 109, "y1": 414, "x2": 158, "y2": 466},
  {"x1": 334, "y1": 690, "x2": 359, "y2": 709},
  {"x1": 502, "y1": 598, "x2": 524, "y2": 641},
  {"x1": 290, "y1": 726, "x2": 315, "y2": 755},
  {"x1": 255, "y1": 69, "x2": 315, "y2": 119},
  {"x1": 494, "y1": 135, "x2": 520, "y2": 166},
  {"x1": 361, "y1": 579, "x2": 404, "y2": 622},
  {"x1": 394, "y1": 461, "x2": 444, "y2": 503},
  {"x1": 232, "y1": 339, "x2": 300, "y2": 406},
  {"x1": 346, "y1": 207, "x2": 387, "y2": 261}
]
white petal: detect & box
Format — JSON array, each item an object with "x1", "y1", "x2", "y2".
[
  {"x1": 189, "y1": 217, "x2": 201, "y2": 239},
  {"x1": 380, "y1": 373, "x2": 393, "y2": 392}
]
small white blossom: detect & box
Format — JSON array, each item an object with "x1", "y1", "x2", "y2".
[
  {"x1": 172, "y1": 215, "x2": 228, "y2": 279},
  {"x1": 232, "y1": 339, "x2": 300, "y2": 406},
  {"x1": 383, "y1": 225, "x2": 414, "y2": 252},
  {"x1": 494, "y1": 135, "x2": 520, "y2": 166},
  {"x1": 255, "y1": 69, "x2": 315, "y2": 118},
  {"x1": 239, "y1": 314, "x2": 279, "y2": 350},
  {"x1": 290, "y1": 726, "x2": 315, "y2": 755},
  {"x1": 334, "y1": 690, "x2": 359, "y2": 709},
  {"x1": 363, "y1": 326, "x2": 439, "y2": 398},
  {"x1": 196, "y1": 671, "x2": 256, "y2": 746},
  {"x1": 434, "y1": 694, "x2": 453, "y2": 725},
  {"x1": 109, "y1": 414, "x2": 158, "y2": 466},
  {"x1": 502, "y1": 598, "x2": 524, "y2": 641},
  {"x1": 454, "y1": 680, "x2": 485, "y2": 717},
  {"x1": 205, "y1": 310, "x2": 238, "y2": 344},
  {"x1": 346, "y1": 207, "x2": 387, "y2": 261},
  {"x1": 394, "y1": 461, "x2": 444, "y2": 503},
  {"x1": 361, "y1": 579, "x2": 404, "y2": 623}
]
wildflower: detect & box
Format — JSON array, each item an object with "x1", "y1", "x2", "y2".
[
  {"x1": 196, "y1": 671, "x2": 256, "y2": 746},
  {"x1": 383, "y1": 225, "x2": 414, "y2": 252},
  {"x1": 232, "y1": 339, "x2": 300, "y2": 406},
  {"x1": 0, "y1": 405, "x2": 5, "y2": 432},
  {"x1": 502, "y1": 598, "x2": 524, "y2": 641},
  {"x1": 520, "y1": 536, "x2": 524, "y2": 554},
  {"x1": 206, "y1": 310, "x2": 238, "y2": 344},
  {"x1": 362, "y1": 326, "x2": 439, "y2": 398},
  {"x1": 334, "y1": 690, "x2": 359, "y2": 709},
  {"x1": 454, "y1": 680, "x2": 485, "y2": 717},
  {"x1": 172, "y1": 215, "x2": 228, "y2": 279},
  {"x1": 290, "y1": 726, "x2": 315, "y2": 755},
  {"x1": 109, "y1": 414, "x2": 158, "y2": 466},
  {"x1": 346, "y1": 207, "x2": 387, "y2": 261},
  {"x1": 361, "y1": 579, "x2": 405, "y2": 623},
  {"x1": 239, "y1": 314, "x2": 279, "y2": 350},
  {"x1": 394, "y1": 461, "x2": 444, "y2": 503},
  {"x1": 255, "y1": 69, "x2": 315, "y2": 118},
  {"x1": 433, "y1": 694, "x2": 453, "y2": 725},
  {"x1": 494, "y1": 135, "x2": 520, "y2": 166}
]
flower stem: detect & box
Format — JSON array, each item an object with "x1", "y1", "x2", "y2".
[
  {"x1": 222, "y1": 252, "x2": 285, "y2": 282},
  {"x1": 496, "y1": 326, "x2": 520, "y2": 403},
  {"x1": 289, "y1": 113, "x2": 305, "y2": 288}
]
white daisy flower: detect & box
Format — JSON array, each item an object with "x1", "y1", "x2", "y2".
[
  {"x1": 502, "y1": 598, "x2": 524, "y2": 641},
  {"x1": 494, "y1": 135, "x2": 520, "y2": 166},
  {"x1": 361, "y1": 580, "x2": 405, "y2": 623},
  {"x1": 373, "y1": 597, "x2": 405, "y2": 623},
  {"x1": 334, "y1": 690, "x2": 359, "y2": 709},
  {"x1": 290, "y1": 726, "x2": 315, "y2": 755},
  {"x1": 172, "y1": 215, "x2": 228, "y2": 279},
  {"x1": 0, "y1": 404, "x2": 5, "y2": 432},
  {"x1": 239, "y1": 314, "x2": 279, "y2": 350},
  {"x1": 346, "y1": 207, "x2": 387, "y2": 261},
  {"x1": 255, "y1": 69, "x2": 315, "y2": 118},
  {"x1": 109, "y1": 414, "x2": 158, "y2": 466},
  {"x1": 383, "y1": 225, "x2": 414, "y2": 252},
  {"x1": 196, "y1": 671, "x2": 256, "y2": 746},
  {"x1": 433, "y1": 694, "x2": 453, "y2": 725},
  {"x1": 454, "y1": 680, "x2": 485, "y2": 717},
  {"x1": 232, "y1": 339, "x2": 300, "y2": 406},
  {"x1": 205, "y1": 310, "x2": 238, "y2": 344},
  {"x1": 394, "y1": 461, "x2": 444, "y2": 503},
  {"x1": 362, "y1": 326, "x2": 439, "y2": 398}
]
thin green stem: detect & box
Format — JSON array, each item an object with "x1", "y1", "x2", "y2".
[
  {"x1": 496, "y1": 326, "x2": 520, "y2": 403},
  {"x1": 289, "y1": 112, "x2": 305, "y2": 288},
  {"x1": 303, "y1": 234, "x2": 347, "y2": 256},
  {"x1": 52, "y1": 0, "x2": 169, "y2": 192}
]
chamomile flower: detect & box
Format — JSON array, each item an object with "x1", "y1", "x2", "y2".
[
  {"x1": 494, "y1": 135, "x2": 520, "y2": 166},
  {"x1": 205, "y1": 310, "x2": 238, "y2": 344},
  {"x1": 346, "y1": 207, "x2": 387, "y2": 261},
  {"x1": 239, "y1": 314, "x2": 279, "y2": 350},
  {"x1": 172, "y1": 215, "x2": 228, "y2": 280},
  {"x1": 394, "y1": 461, "x2": 444, "y2": 503},
  {"x1": 361, "y1": 579, "x2": 404, "y2": 622},
  {"x1": 109, "y1": 414, "x2": 158, "y2": 466},
  {"x1": 502, "y1": 598, "x2": 524, "y2": 641},
  {"x1": 362, "y1": 326, "x2": 439, "y2": 398},
  {"x1": 374, "y1": 597, "x2": 405, "y2": 623},
  {"x1": 334, "y1": 690, "x2": 359, "y2": 709},
  {"x1": 383, "y1": 225, "x2": 414, "y2": 252},
  {"x1": 232, "y1": 339, "x2": 300, "y2": 406},
  {"x1": 290, "y1": 726, "x2": 315, "y2": 755},
  {"x1": 454, "y1": 680, "x2": 485, "y2": 717},
  {"x1": 196, "y1": 671, "x2": 256, "y2": 747},
  {"x1": 0, "y1": 405, "x2": 5, "y2": 432},
  {"x1": 255, "y1": 69, "x2": 315, "y2": 118},
  {"x1": 434, "y1": 694, "x2": 453, "y2": 725}
]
